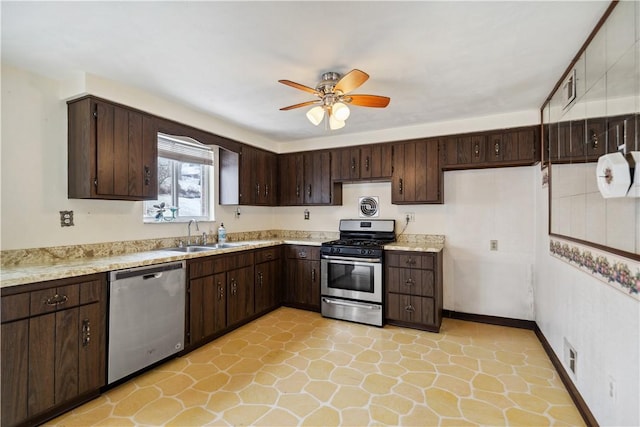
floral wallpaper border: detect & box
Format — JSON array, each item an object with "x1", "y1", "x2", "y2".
[{"x1": 550, "y1": 238, "x2": 640, "y2": 301}]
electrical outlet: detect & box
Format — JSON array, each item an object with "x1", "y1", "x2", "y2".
[
  {"x1": 234, "y1": 207, "x2": 241, "y2": 219},
  {"x1": 304, "y1": 209, "x2": 310, "y2": 220},
  {"x1": 60, "y1": 210, "x2": 74, "y2": 227},
  {"x1": 490, "y1": 240, "x2": 498, "y2": 251},
  {"x1": 564, "y1": 338, "x2": 577, "y2": 378},
  {"x1": 405, "y1": 212, "x2": 415, "y2": 222}
]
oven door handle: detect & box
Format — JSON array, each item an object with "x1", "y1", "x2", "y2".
[
  {"x1": 321, "y1": 255, "x2": 382, "y2": 264},
  {"x1": 322, "y1": 297, "x2": 382, "y2": 310}
]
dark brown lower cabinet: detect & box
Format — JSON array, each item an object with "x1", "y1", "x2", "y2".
[
  {"x1": 385, "y1": 250, "x2": 443, "y2": 332},
  {"x1": 254, "y1": 247, "x2": 282, "y2": 314},
  {"x1": 1, "y1": 275, "x2": 106, "y2": 427},
  {"x1": 188, "y1": 273, "x2": 226, "y2": 346},
  {"x1": 283, "y1": 245, "x2": 320, "y2": 311},
  {"x1": 226, "y1": 265, "x2": 255, "y2": 327},
  {"x1": 187, "y1": 251, "x2": 255, "y2": 348}
]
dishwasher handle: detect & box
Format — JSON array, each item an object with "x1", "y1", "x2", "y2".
[{"x1": 110, "y1": 261, "x2": 185, "y2": 281}]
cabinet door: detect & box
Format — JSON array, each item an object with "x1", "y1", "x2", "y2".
[
  {"x1": 95, "y1": 101, "x2": 156, "y2": 199},
  {"x1": 239, "y1": 145, "x2": 257, "y2": 205},
  {"x1": 1, "y1": 320, "x2": 29, "y2": 427},
  {"x1": 55, "y1": 308, "x2": 80, "y2": 404},
  {"x1": 78, "y1": 302, "x2": 104, "y2": 395},
  {"x1": 304, "y1": 151, "x2": 332, "y2": 204},
  {"x1": 279, "y1": 153, "x2": 304, "y2": 205},
  {"x1": 332, "y1": 147, "x2": 356, "y2": 181},
  {"x1": 28, "y1": 313, "x2": 56, "y2": 416},
  {"x1": 255, "y1": 259, "x2": 280, "y2": 313},
  {"x1": 227, "y1": 266, "x2": 255, "y2": 327},
  {"x1": 361, "y1": 144, "x2": 392, "y2": 180},
  {"x1": 392, "y1": 139, "x2": 441, "y2": 204}
]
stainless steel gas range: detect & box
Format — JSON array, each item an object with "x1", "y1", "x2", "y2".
[{"x1": 320, "y1": 219, "x2": 395, "y2": 326}]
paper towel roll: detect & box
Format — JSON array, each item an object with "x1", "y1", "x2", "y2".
[
  {"x1": 626, "y1": 151, "x2": 639, "y2": 198},
  {"x1": 596, "y1": 152, "x2": 631, "y2": 198}
]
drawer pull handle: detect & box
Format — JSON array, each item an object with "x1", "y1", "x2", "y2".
[
  {"x1": 404, "y1": 305, "x2": 415, "y2": 313},
  {"x1": 405, "y1": 278, "x2": 414, "y2": 286},
  {"x1": 81, "y1": 319, "x2": 91, "y2": 347},
  {"x1": 45, "y1": 294, "x2": 68, "y2": 306}
]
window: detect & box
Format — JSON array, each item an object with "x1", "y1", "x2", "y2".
[{"x1": 144, "y1": 134, "x2": 214, "y2": 222}]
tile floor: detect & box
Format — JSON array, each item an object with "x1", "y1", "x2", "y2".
[{"x1": 47, "y1": 307, "x2": 584, "y2": 426}]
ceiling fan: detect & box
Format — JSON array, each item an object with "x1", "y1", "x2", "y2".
[{"x1": 279, "y1": 69, "x2": 390, "y2": 130}]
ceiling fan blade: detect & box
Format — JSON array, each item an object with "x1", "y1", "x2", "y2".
[
  {"x1": 280, "y1": 100, "x2": 321, "y2": 111},
  {"x1": 334, "y1": 69, "x2": 369, "y2": 94},
  {"x1": 278, "y1": 79, "x2": 318, "y2": 95},
  {"x1": 347, "y1": 94, "x2": 391, "y2": 108}
]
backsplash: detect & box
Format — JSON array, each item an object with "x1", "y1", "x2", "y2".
[{"x1": 550, "y1": 237, "x2": 640, "y2": 301}]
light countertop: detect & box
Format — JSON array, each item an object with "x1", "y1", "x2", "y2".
[{"x1": 1, "y1": 238, "x2": 443, "y2": 289}]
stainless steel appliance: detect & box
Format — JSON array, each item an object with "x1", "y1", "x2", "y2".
[
  {"x1": 321, "y1": 219, "x2": 395, "y2": 326},
  {"x1": 108, "y1": 261, "x2": 186, "y2": 384}
]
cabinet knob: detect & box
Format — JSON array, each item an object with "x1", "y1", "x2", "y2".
[
  {"x1": 494, "y1": 141, "x2": 500, "y2": 156},
  {"x1": 351, "y1": 158, "x2": 356, "y2": 171}
]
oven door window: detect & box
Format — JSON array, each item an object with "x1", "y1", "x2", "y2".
[{"x1": 327, "y1": 262, "x2": 375, "y2": 293}]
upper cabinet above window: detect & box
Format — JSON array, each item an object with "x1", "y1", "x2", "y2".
[{"x1": 68, "y1": 96, "x2": 158, "y2": 201}]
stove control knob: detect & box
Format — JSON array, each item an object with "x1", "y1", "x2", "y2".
[
  {"x1": 368, "y1": 249, "x2": 373, "y2": 255},
  {"x1": 361, "y1": 249, "x2": 366, "y2": 255}
]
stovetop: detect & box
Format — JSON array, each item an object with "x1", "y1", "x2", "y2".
[{"x1": 321, "y1": 219, "x2": 396, "y2": 258}]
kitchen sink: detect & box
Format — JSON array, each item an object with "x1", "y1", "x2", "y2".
[
  {"x1": 163, "y1": 242, "x2": 253, "y2": 253},
  {"x1": 164, "y1": 246, "x2": 216, "y2": 253}
]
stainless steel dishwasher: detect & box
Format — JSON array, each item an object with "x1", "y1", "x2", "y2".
[{"x1": 108, "y1": 261, "x2": 186, "y2": 384}]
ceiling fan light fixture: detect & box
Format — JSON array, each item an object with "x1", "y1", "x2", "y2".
[
  {"x1": 332, "y1": 102, "x2": 350, "y2": 121},
  {"x1": 329, "y1": 115, "x2": 346, "y2": 130},
  {"x1": 306, "y1": 106, "x2": 325, "y2": 126}
]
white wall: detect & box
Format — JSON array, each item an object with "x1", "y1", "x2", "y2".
[{"x1": 534, "y1": 167, "x2": 640, "y2": 426}]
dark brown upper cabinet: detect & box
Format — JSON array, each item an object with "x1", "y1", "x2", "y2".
[
  {"x1": 391, "y1": 138, "x2": 442, "y2": 204},
  {"x1": 219, "y1": 145, "x2": 278, "y2": 206},
  {"x1": 279, "y1": 151, "x2": 342, "y2": 206},
  {"x1": 239, "y1": 145, "x2": 278, "y2": 206},
  {"x1": 441, "y1": 125, "x2": 539, "y2": 169},
  {"x1": 332, "y1": 143, "x2": 392, "y2": 182},
  {"x1": 68, "y1": 96, "x2": 157, "y2": 201}
]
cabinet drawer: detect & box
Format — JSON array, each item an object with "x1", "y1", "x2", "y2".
[
  {"x1": 386, "y1": 293, "x2": 434, "y2": 325},
  {"x1": 30, "y1": 284, "x2": 80, "y2": 315},
  {"x1": 1, "y1": 293, "x2": 30, "y2": 323},
  {"x1": 286, "y1": 245, "x2": 320, "y2": 261},
  {"x1": 386, "y1": 267, "x2": 434, "y2": 296},
  {"x1": 214, "y1": 252, "x2": 255, "y2": 272},
  {"x1": 386, "y1": 251, "x2": 434, "y2": 269},
  {"x1": 189, "y1": 257, "x2": 215, "y2": 279},
  {"x1": 255, "y1": 247, "x2": 280, "y2": 264}
]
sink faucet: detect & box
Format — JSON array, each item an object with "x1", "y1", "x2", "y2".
[{"x1": 187, "y1": 219, "x2": 199, "y2": 246}]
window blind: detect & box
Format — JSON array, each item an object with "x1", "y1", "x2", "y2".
[{"x1": 158, "y1": 133, "x2": 214, "y2": 166}]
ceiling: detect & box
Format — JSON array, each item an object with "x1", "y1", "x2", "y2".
[{"x1": 1, "y1": 1, "x2": 610, "y2": 143}]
